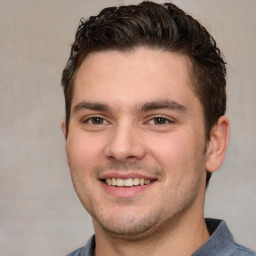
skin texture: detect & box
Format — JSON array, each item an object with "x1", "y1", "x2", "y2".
[{"x1": 62, "y1": 48, "x2": 229, "y2": 256}]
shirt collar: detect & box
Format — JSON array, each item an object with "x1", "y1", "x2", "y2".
[
  {"x1": 192, "y1": 218, "x2": 234, "y2": 256},
  {"x1": 83, "y1": 219, "x2": 235, "y2": 256}
]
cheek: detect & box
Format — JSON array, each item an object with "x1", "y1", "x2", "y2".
[
  {"x1": 66, "y1": 133, "x2": 104, "y2": 211},
  {"x1": 146, "y1": 131, "x2": 205, "y2": 180},
  {"x1": 147, "y1": 132, "x2": 196, "y2": 165},
  {"x1": 66, "y1": 132, "x2": 104, "y2": 173}
]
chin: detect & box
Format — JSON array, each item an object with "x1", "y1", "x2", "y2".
[{"x1": 93, "y1": 207, "x2": 171, "y2": 241}]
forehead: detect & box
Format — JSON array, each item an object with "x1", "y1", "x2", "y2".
[{"x1": 72, "y1": 48, "x2": 197, "y2": 110}]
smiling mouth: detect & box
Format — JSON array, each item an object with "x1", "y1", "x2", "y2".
[{"x1": 103, "y1": 178, "x2": 154, "y2": 187}]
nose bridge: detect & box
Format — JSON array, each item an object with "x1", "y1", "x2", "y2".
[{"x1": 105, "y1": 118, "x2": 145, "y2": 161}]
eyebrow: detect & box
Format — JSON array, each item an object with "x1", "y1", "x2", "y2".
[
  {"x1": 72, "y1": 101, "x2": 110, "y2": 114},
  {"x1": 72, "y1": 99, "x2": 187, "y2": 115},
  {"x1": 139, "y1": 99, "x2": 187, "y2": 113}
]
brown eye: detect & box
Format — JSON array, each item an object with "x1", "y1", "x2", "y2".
[
  {"x1": 152, "y1": 117, "x2": 169, "y2": 125},
  {"x1": 90, "y1": 117, "x2": 105, "y2": 124},
  {"x1": 84, "y1": 117, "x2": 107, "y2": 125}
]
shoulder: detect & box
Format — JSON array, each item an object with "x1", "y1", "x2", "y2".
[
  {"x1": 230, "y1": 242, "x2": 256, "y2": 256},
  {"x1": 65, "y1": 236, "x2": 95, "y2": 256},
  {"x1": 66, "y1": 247, "x2": 84, "y2": 256},
  {"x1": 193, "y1": 219, "x2": 255, "y2": 256}
]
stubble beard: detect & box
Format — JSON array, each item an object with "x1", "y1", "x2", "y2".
[
  {"x1": 89, "y1": 161, "x2": 205, "y2": 242},
  {"x1": 92, "y1": 198, "x2": 165, "y2": 241},
  {"x1": 90, "y1": 162, "x2": 165, "y2": 241}
]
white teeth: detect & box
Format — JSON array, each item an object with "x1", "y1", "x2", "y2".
[
  {"x1": 144, "y1": 179, "x2": 150, "y2": 185},
  {"x1": 133, "y1": 178, "x2": 140, "y2": 185},
  {"x1": 116, "y1": 179, "x2": 125, "y2": 186},
  {"x1": 105, "y1": 178, "x2": 152, "y2": 187},
  {"x1": 111, "y1": 178, "x2": 117, "y2": 186},
  {"x1": 125, "y1": 178, "x2": 133, "y2": 186}
]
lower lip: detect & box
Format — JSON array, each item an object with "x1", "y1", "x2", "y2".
[{"x1": 100, "y1": 181, "x2": 155, "y2": 198}]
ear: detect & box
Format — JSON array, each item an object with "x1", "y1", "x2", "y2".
[
  {"x1": 205, "y1": 116, "x2": 230, "y2": 173},
  {"x1": 61, "y1": 121, "x2": 70, "y2": 165},
  {"x1": 61, "y1": 121, "x2": 67, "y2": 139}
]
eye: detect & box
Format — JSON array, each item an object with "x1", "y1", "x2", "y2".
[
  {"x1": 148, "y1": 116, "x2": 172, "y2": 125},
  {"x1": 84, "y1": 116, "x2": 108, "y2": 125}
]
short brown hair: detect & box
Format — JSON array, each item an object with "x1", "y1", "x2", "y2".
[{"x1": 61, "y1": 1, "x2": 227, "y2": 186}]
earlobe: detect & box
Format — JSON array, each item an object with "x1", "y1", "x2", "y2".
[{"x1": 205, "y1": 116, "x2": 230, "y2": 173}]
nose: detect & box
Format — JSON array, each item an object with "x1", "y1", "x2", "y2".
[{"x1": 104, "y1": 121, "x2": 146, "y2": 162}]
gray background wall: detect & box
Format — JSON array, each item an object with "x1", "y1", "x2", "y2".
[{"x1": 1, "y1": 0, "x2": 255, "y2": 255}]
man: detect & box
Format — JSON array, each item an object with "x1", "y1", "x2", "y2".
[{"x1": 61, "y1": 1, "x2": 255, "y2": 255}]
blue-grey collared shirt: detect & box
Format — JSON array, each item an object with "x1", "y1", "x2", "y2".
[{"x1": 66, "y1": 219, "x2": 256, "y2": 256}]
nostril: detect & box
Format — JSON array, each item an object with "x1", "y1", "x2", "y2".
[
  {"x1": 107, "y1": 155, "x2": 138, "y2": 163},
  {"x1": 126, "y1": 155, "x2": 136, "y2": 159}
]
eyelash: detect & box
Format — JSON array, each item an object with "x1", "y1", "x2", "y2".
[
  {"x1": 82, "y1": 115, "x2": 174, "y2": 126},
  {"x1": 82, "y1": 116, "x2": 109, "y2": 125},
  {"x1": 147, "y1": 116, "x2": 174, "y2": 125}
]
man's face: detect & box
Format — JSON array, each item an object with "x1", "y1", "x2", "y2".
[{"x1": 64, "y1": 48, "x2": 210, "y2": 239}]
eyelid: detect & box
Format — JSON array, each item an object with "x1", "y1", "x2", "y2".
[
  {"x1": 82, "y1": 115, "x2": 109, "y2": 124},
  {"x1": 149, "y1": 114, "x2": 174, "y2": 121},
  {"x1": 146, "y1": 115, "x2": 175, "y2": 125}
]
